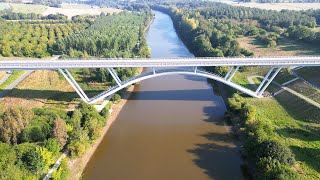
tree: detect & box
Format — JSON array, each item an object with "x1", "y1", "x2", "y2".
[
  {"x1": 44, "y1": 138, "x2": 61, "y2": 157},
  {"x1": 0, "y1": 142, "x2": 23, "y2": 180},
  {"x1": 23, "y1": 146, "x2": 53, "y2": 174},
  {"x1": 0, "y1": 107, "x2": 34, "y2": 145},
  {"x1": 52, "y1": 118, "x2": 68, "y2": 148},
  {"x1": 257, "y1": 140, "x2": 295, "y2": 166}
]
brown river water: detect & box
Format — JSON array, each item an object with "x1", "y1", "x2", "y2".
[{"x1": 82, "y1": 11, "x2": 244, "y2": 180}]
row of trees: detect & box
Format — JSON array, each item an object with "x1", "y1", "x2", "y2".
[
  {"x1": 178, "y1": 2, "x2": 317, "y2": 28},
  {"x1": 54, "y1": 11, "x2": 152, "y2": 58},
  {"x1": 0, "y1": 21, "x2": 88, "y2": 57},
  {"x1": 0, "y1": 9, "x2": 68, "y2": 20}
]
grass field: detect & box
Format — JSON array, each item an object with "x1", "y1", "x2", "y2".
[
  {"x1": 227, "y1": 2, "x2": 320, "y2": 11},
  {"x1": 1, "y1": 3, "x2": 122, "y2": 19},
  {"x1": 69, "y1": 68, "x2": 110, "y2": 98},
  {"x1": 0, "y1": 70, "x2": 25, "y2": 91},
  {"x1": 10, "y1": 3, "x2": 48, "y2": 14},
  {"x1": 228, "y1": 43, "x2": 320, "y2": 178},
  {"x1": 245, "y1": 92, "x2": 320, "y2": 179},
  {"x1": 238, "y1": 36, "x2": 320, "y2": 56},
  {"x1": 1, "y1": 70, "x2": 79, "y2": 110},
  {"x1": 286, "y1": 79, "x2": 320, "y2": 104},
  {"x1": 0, "y1": 71, "x2": 7, "y2": 81},
  {"x1": 296, "y1": 67, "x2": 320, "y2": 87}
]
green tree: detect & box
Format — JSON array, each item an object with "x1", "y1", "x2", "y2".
[
  {"x1": 44, "y1": 138, "x2": 61, "y2": 157},
  {"x1": 52, "y1": 118, "x2": 68, "y2": 148}
]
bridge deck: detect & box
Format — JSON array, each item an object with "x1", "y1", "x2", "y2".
[{"x1": 0, "y1": 56, "x2": 319, "y2": 70}]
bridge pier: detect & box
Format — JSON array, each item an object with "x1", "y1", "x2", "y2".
[
  {"x1": 224, "y1": 66, "x2": 234, "y2": 80},
  {"x1": 152, "y1": 67, "x2": 156, "y2": 74},
  {"x1": 58, "y1": 69, "x2": 88, "y2": 103},
  {"x1": 227, "y1": 66, "x2": 240, "y2": 82},
  {"x1": 257, "y1": 66, "x2": 283, "y2": 96},
  {"x1": 255, "y1": 67, "x2": 275, "y2": 94},
  {"x1": 107, "y1": 68, "x2": 122, "y2": 86}
]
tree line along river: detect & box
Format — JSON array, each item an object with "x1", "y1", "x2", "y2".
[{"x1": 82, "y1": 11, "x2": 244, "y2": 180}]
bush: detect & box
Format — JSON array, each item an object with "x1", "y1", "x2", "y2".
[
  {"x1": 111, "y1": 94, "x2": 121, "y2": 104},
  {"x1": 100, "y1": 107, "x2": 110, "y2": 119},
  {"x1": 227, "y1": 93, "x2": 244, "y2": 114},
  {"x1": 241, "y1": 104, "x2": 256, "y2": 122},
  {"x1": 257, "y1": 140, "x2": 295, "y2": 166},
  {"x1": 44, "y1": 138, "x2": 61, "y2": 157},
  {"x1": 257, "y1": 157, "x2": 299, "y2": 180}
]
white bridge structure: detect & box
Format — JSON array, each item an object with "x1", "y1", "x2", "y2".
[{"x1": 0, "y1": 56, "x2": 319, "y2": 104}]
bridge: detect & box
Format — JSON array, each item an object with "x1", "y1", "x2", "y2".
[{"x1": 1, "y1": 56, "x2": 320, "y2": 104}]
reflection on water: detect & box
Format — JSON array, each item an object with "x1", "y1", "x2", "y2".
[{"x1": 82, "y1": 11, "x2": 244, "y2": 180}]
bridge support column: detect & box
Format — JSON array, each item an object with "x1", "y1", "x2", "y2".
[
  {"x1": 58, "y1": 69, "x2": 88, "y2": 103},
  {"x1": 224, "y1": 66, "x2": 234, "y2": 80},
  {"x1": 64, "y1": 69, "x2": 89, "y2": 101},
  {"x1": 255, "y1": 67, "x2": 275, "y2": 93},
  {"x1": 227, "y1": 66, "x2": 240, "y2": 82},
  {"x1": 194, "y1": 66, "x2": 198, "y2": 73},
  {"x1": 107, "y1": 68, "x2": 122, "y2": 86},
  {"x1": 152, "y1": 67, "x2": 156, "y2": 74},
  {"x1": 257, "y1": 66, "x2": 283, "y2": 97}
]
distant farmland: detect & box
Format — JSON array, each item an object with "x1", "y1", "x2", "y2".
[
  {"x1": 43, "y1": 4, "x2": 123, "y2": 19},
  {"x1": 0, "y1": 3, "x2": 122, "y2": 19},
  {"x1": 0, "y1": 3, "x2": 11, "y2": 11},
  {"x1": 227, "y1": 2, "x2": 320, "y2": 11}
]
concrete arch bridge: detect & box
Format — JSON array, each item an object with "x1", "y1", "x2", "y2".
[{"x1": 0, "y1": 56, "x2": 319, "y2": 104}]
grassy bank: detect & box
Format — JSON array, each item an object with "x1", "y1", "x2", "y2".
[
  {"x1": 247, "y1": 92, "x2": 320, "y2": 179},
  {"x1": 1, "y1": 70, "x2": 78, "y2": 110},
  {"x1": 0, "y1": 70, "x2": 26, "y2": 90}
]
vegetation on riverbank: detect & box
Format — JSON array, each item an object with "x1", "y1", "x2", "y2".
[{"x1": 0, "y1": 100, "x2": 116, "y2": 179}]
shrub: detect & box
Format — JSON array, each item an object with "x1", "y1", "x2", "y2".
[
  {"x1": 44, "y1": 138, "x2": 61, "y2": 157},
  {"x1": 111, "y1": 94, "x2": 121, "y2": 104},
  {"x1": 257, "y1": 140, "x2": 295, "y2": 166},
  {"x1": 257, "y1": 157, "x2": 299, "y2": 180},
  {"x1": 100, "y1": 107, "x2": 110, "y2": 119},
  {"x1": 241, "y1": 104, "x2": 256, "y2": 122}
]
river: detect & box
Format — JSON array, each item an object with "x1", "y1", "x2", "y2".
[{"x1": 82, "y1": 11, "x2": 244, "y2": 180}]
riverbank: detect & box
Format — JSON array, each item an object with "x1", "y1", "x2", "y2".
[{"x1": 67, "y1": 81, "x2": 139, "y2": 179}]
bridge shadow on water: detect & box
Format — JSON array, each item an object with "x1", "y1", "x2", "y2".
[
  {"x1": 186, "y1": 105, "x2": 244, "y2": 180},
  {"x1": 128, "y1": 89, "x2": 222, "y2": 101},
  {"x1": 1, "y1": 88, "x2": 226, "y2": 102}
]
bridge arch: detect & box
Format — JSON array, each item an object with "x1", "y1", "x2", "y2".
[{"x1": 88, "y1": 68, "x2": 259, "y2": 104}]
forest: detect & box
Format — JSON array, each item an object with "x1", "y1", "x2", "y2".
[{"x1": 0, "y1": 101, "x2": 114, "y2": 179}]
